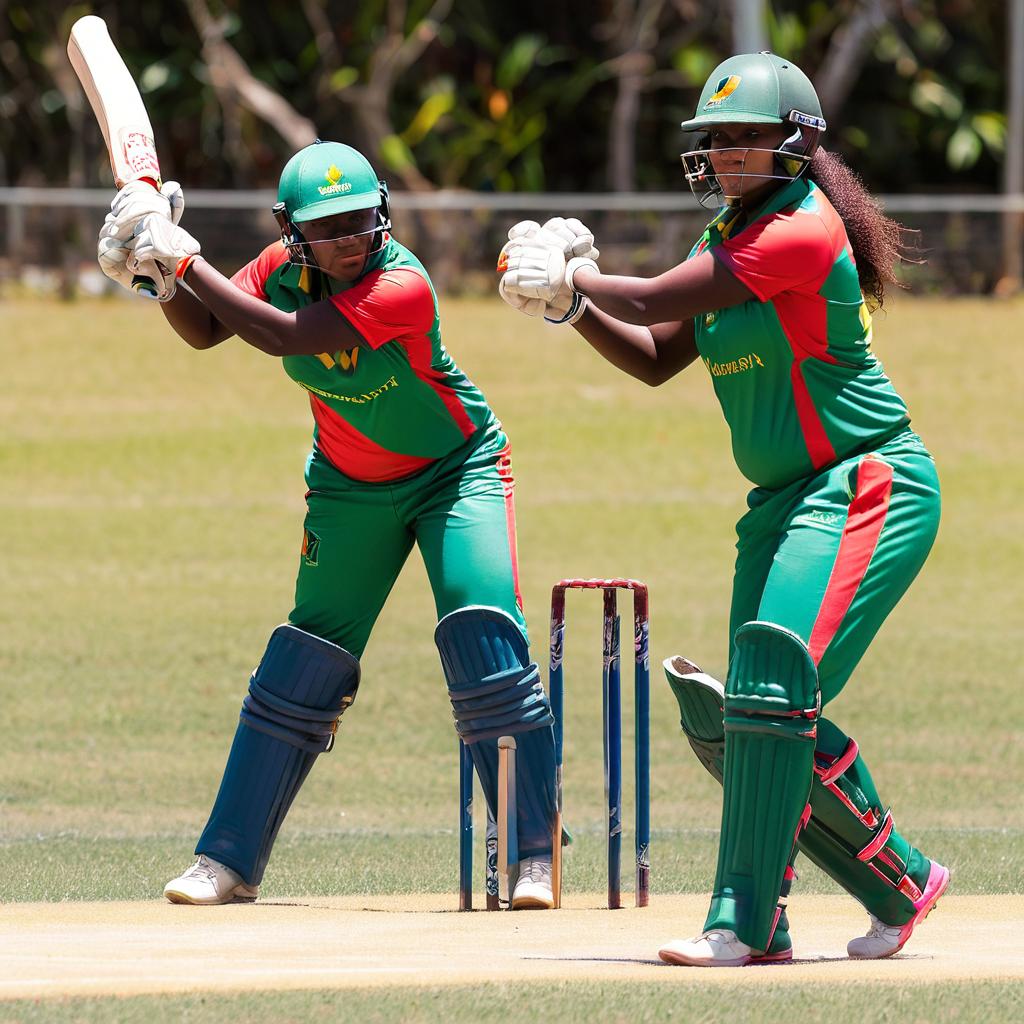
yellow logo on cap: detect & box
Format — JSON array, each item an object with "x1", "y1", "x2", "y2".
[
  {"x1": 705, "y1": 75, "x2": 742, "y2": 107},
  {"x1": 318, "y1": 163, "x2": 353, "y2": 197}
]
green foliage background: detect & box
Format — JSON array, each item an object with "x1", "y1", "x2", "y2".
[{"x1": 0, "y1": 0, "x2": 1010, "y2": 193}]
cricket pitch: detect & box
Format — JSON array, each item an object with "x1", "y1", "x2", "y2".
[{"x1": 2, "y1": 894, "x2": 1021, "y2": 998}]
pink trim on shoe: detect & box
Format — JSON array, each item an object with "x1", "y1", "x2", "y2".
[
  {"x1": 659, "y1": 945, "x2": 794, "y2": 967},
  {"x1": 894, "y1": 861, "x2": 950, "y2": 953},
  {"x1": 751, "y1": 948, "x2": 794, "y2": 963}
]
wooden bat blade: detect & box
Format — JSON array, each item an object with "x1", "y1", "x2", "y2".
[{"x1": 67, "y1": 15, "x2": 161, "y2": 189}]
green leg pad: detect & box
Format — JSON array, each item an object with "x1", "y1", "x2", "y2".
[
  {"x1": 664, "y1": 655, "x2": 793, "y2": 955},
  {"x1": 704, "y1": 622, "x2": 818, "y2": 951},
  {"x1": 663, "y1": 657, "x2": 725, "y2": 782},
  {"x1": 665, "y1": 657, "x2": 931, "y2": 931},
  {"x1": 799, "y1": 717, "x2": 930, "y2": 925}
]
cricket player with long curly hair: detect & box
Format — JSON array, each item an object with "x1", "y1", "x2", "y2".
[
  {"x1": 499, "y1": 52, "x2": 949, "y2": 963},
  {"x1": 97, "y1": 141, "x2": 591, "y2": 909}
]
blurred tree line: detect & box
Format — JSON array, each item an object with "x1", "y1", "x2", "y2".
[{"x1": 0, "y1": 0, "x2": 1008, "y2": 194}]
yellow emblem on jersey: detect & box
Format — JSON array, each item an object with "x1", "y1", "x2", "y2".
[
  {"x1": 705, "y1": 75, "x2": 742, "y2": 107},
  {"x1": 314, "y1": 348, "x2": 359, "y2": 372}
]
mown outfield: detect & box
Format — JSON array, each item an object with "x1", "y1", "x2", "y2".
[{"x1": 1, "y1": 295, "x2": 1022, "y2": 1021}]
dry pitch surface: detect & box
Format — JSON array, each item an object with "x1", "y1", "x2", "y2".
[{"x1": 3, "y1": 894, "x2": 1021, "y2": 999}]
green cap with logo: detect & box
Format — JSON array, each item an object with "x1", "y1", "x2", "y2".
[
  {"x1": 680, "y1": 52, "x2": 824, "y2": 131},
  {"x1": 278, "y1": 140, "x2": 382, "y2": 223}
]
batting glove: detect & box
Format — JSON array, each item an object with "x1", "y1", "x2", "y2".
[
  {"x1": 540, "y1": 216, "x2": 599, "y2": 261},
  {"x1": 498, "y1": 220, "x2": 596, "y2": 324},
  {"x1": 106, "y1": 180, "x2": 184, "y2": 239},
  {"x1": 497, "y1": 228, "x2": 566, "y2": 304},
  {"x1": 97, "y1": 231, "x2": 138, "y2": 293},
  {"x1": 127, "y1": 214, "x2": 201, "y2": 302},
  {"x1": 98, "y1": 181, "x2": 185, "y2": 296}
]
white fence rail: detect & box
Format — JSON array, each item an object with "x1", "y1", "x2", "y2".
[
  {"x1": 1, "y1": 189, "x2": 1021, "y2": 296},
  {"x1": 2, "y1": 187, "x2": 1023, "y2": 212}
]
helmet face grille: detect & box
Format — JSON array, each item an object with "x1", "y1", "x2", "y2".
[
  {"x1": 680, "y1": 127, "x2": 821, "y2": 209},
  {"x1": 273, "y1": 179, "x2": 393, "y2": 274}
]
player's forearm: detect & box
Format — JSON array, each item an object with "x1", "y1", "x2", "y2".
[
  {"x1": 571, "y1": 267, "x2": 679, "y2": 326},
  {"x1": 181, "y1": 260, "x2": 358, "y2": 357},
  {"x1": 572, "y1": 307, "x2": 700, "y2": 387},
  {"x1": 571, "y1": 254, "x2": 753, "y2": 327},
  {"x1": 159, "y1": 285, "x2": 231, "y2": 349},
  {"x1": 571, "y1": 307, "x2": 665, "y2": 385}
]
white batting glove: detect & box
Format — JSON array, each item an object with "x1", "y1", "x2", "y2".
[
  {"x1": 105, "y1": 180, "x2": 184, "y2": 240},
  {"x1": 498, "y1": 220, "x2": 596, "y2": 324},
  {"x1": 540, "y1": 217, "x2": 599, "y2": 261},
  {"x1": 127, "y1": 214, "x2": 201, "y2": 302},
  {"x1": 97, "y1": 231, "x2": 137, "y2": 292},
  {"x1": 497, "y1": 231, "x2": 566, "y2": 304},
  {"x1": 498, "y1": 221, "x2": 558, "y2": 317},
  {"x1": 97, "y1": 181, "x2": 185, "y2": 296}
]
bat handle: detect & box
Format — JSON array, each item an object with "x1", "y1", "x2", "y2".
[
  {"x1": 131, "y1": 275, "x2": 160, "y2": 299},
  {"x1": 126, "y1": 176, "x2": 163, "y2": 298}
]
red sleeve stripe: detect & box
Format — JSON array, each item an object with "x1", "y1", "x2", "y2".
[{"x1": 807, "y1": 457, "x2": 894, "y2": 664}]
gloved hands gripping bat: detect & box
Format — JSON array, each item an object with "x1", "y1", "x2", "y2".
[{"x1": 96, "y1": 179, "x2": 192, "y2": 300}]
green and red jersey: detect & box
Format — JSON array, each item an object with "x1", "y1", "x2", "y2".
[
  {"x1": 690, "y1": 176, "x2": 911, "y2": 489},
  {"x1": 231, "y1": 238, "x2": 495, "y2": 482}
]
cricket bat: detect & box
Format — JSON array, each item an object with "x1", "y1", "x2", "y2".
[{"x1": 67, "y1": 15, "x2": 163, "y2": 297}]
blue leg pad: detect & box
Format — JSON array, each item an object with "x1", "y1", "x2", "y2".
[
  {"x1": 436, "y1": 606, "x2": 556, "y2": 858},
  {"x1": 197, "y1": 624, "x2": 360, "y2": 885}
]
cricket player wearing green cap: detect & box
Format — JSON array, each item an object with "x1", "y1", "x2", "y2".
[
  {"x1": 498, "y1": 52, "x2": 949, "y2": 962},
  {"x1": 96, "y1": 141, "x2": 589, "y2": 909}
]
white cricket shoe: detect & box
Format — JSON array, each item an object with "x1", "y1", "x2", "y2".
[
  {"x1": 848, "y1": 861, "x2": 950, "y2": 959},
  {"x1": 659, "y1": 929, "x2": 762, "y2": 967},
  {"x1": 511, "y1": 855, "x2": 553, "y2": 909},
  {"x1": 847, "y1": 916, "x2": 906, "y2": 959},
  {"x1": 163, "y1": 855, "x2": 259, "y2": 905}
]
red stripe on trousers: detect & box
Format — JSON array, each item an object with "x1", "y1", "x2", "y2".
[
  {"x1": 807, "y1": 456, "x2": 894, "y2": 664},
  {"x1": 495, "y1": 443, "x2": 524, "y2": 612}
]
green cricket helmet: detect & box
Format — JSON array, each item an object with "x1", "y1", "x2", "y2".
[
  {"x1": 271, "y1": 140, "x2": 392, "y2": 268},
  {"x1": 680, "y1": 52, "x2": 826, "y2": 208}
]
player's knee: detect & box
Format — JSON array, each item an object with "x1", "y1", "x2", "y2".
[
  {"x1": 725, "y1": 621, "x2": 820, "y2": 737},
  {"x1": 240, "y1": 623, "x2": 361, "y2": 754},
  {"x1": 435, "y1": 605, "x2": 553, "y2": 744}
]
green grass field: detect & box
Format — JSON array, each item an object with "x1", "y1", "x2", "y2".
[{"x1": 1, "y1": 296, "x2": 1022, "y2": 1021}]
